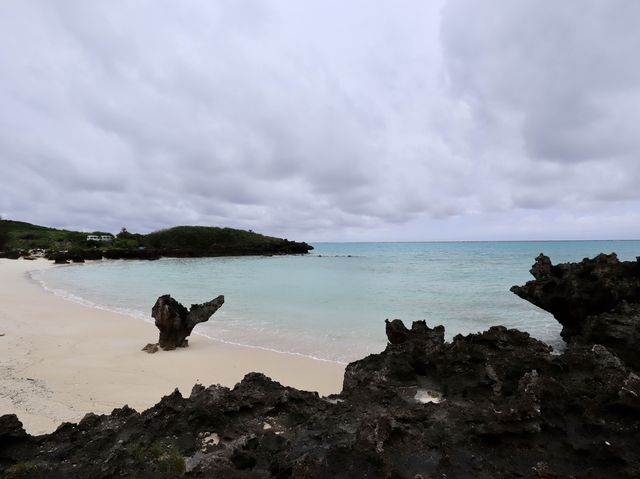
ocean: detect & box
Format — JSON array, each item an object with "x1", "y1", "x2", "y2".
[{"x1": 31, "y1": 241, "x2": 640, "y2": 364}]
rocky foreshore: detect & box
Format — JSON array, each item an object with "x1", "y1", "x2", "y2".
[
  {"x1": 45, "y1": 240, "x2": 313, "y2": 263},
  {"x1": 1, "y1": 241, "x2": 314, "y2": 263},
  {"x1": 1, "y1": 254, "x2": 639, "y2": 478}
]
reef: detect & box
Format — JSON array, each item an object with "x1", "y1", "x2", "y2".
[{"x1": 1, "y1": 254, "x2": 639, "y2": 478}]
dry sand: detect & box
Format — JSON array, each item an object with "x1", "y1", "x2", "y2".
[{"x1": 0, "y1": 258, "x2": 345, "y2": 435}]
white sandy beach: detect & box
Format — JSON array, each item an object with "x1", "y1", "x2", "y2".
[{"x1": 0, "y1": 258, "x2": 345, "y2": 435}]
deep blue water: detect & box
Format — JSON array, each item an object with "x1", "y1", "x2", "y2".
[{"x1": 32, "y1": 241, "x2": 640, "y2": 363}]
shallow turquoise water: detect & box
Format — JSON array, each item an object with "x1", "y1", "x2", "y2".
[{"x1": 32, "y1": 241, "x2": 640, "y2": 363}]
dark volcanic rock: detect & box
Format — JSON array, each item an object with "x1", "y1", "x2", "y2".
[
  {"x1": 102, "y1": 249, "x2": 161, "y2": 260},
  {"x1": 42, "y1": 240, "x2": 311, "y2": 264},
  {"x1": 0, "y1": 415, "x2": 28, "y2": 446},
  {"x1": 2, "y1": 320, "x2": 640, "y2": 478},
  {"x1": 151, "y1": 294, "x2": 225, "y2": 350},
  {"x1": 511, "y1": 253, "x2": 640, "y2": 369}
]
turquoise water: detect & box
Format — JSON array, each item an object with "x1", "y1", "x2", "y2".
[{"x1": 32, "y1": 241, "x2": 640, "y2": 363}]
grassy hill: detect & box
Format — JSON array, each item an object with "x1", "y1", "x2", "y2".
[
  {"x1": 0, "y1": 219, "x2": 111, "y2": 250},
  {"x1": 0, "y1": 219, "x2": 312, "y2": 259},
  {"x1": 144, "y1": 226, "x2": 284, "y2": 250}
]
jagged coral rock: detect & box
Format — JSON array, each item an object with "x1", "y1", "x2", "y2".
[
  {"x1": 511, "y1": 253, "x2": 640, "y2": 369},
  {"x1": 3, "y1": 317, "x2": 640, "y2": 478},
  {"x1": 151, "y1": 294, "x2": 224, "y2": 350}
]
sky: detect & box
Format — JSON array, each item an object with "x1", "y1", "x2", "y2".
[{"x1": 1, "y1": 0, "x2": 639, "y2": 242}]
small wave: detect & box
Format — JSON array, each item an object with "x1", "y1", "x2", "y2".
[
  {"x1": 192, "y1": 330, "x2": 348, "y2": 365},
  {"x1": 28, "y1": 270, "x2": 153, "y2": 324}
]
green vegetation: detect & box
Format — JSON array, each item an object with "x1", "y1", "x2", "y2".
[
  {"x1": 132, "y1": 441, "x2": 185, "y2": 475},
  {"x1": 0, "y1": 218, "x2": 311, "y2": 258},
  {"x1": 113, "y1": 227, "x2": 144, "y2": 249},
  {"x1": 145, "y1": 225, "x2": 284, "y2": 250},
  {"x1": 156, "y1": 448, "x2": 186, "y2": 474},
  {"x1": 0, "y1": 219, "x2": 106, "y2": 250},
  {"x1": 7, "y1": 460, "x2": 37, "y2": 474}
]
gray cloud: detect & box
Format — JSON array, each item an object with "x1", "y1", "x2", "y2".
[
  {"x1": 439, "y1": 0, "x2": 640, "y2": 229},
  {"x1": 441, "y1": 0, "x2": 640, "y2": 163},
  {"x1": 0, "y1": 1, "x2": 639, "y2": 241}
]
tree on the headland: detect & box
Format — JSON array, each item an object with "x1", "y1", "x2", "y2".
[
  {"x1": 117, "y1": 227, "x2": 133, "y2": 239},
  {"x1": 114, "y1": 227, "x2": 143, "y2": 249}
]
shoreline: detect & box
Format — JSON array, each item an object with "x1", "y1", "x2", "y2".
[
  {"x1": 29, "y1": 263, "x2": 349, "y2": 366},
  {"x1": 28, "y1": 258, "x2": 350, "y2": 368},
  {"x1": 0, "y1": 258, "x2": 345, "y2": 435}
]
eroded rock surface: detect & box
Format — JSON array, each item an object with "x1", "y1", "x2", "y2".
[
  {"x1": 511, "y1": 253, "x2": 640, "y2": 369},
  {"x1": 3, "y1": 318, "x2": 640, "y2": 478},
  {"x1": 149, "y1": 294, "x2": 224, "y2": 350}
]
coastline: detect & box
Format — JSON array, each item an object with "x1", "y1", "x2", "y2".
[{"x1": 0, "y1": 258, "x2": 345, "y2": 435}]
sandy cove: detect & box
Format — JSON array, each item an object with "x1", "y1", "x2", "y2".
[{"x1": 0, "y1": 258, "x2": 345, "y2": 435}]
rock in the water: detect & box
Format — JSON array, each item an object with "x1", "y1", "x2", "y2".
[
  {"x1": 151, "y1": 294, "x2": 224, "y2": 350},
  {"x1": 511, "y1": 253, "x2": 640, "y2": 370}
]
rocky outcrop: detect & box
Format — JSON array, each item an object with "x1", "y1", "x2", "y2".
[
  {"x1": 42, "y1": 244, "x2": 313, "y2": 263},
  {"x1": 2, "y1": 318, "x2": 640, "y2": 478},
  {"x1": 46, "y1": 249, "x2": 161, "y2": 262},
  {"x1": 2, "y1": 254, "x2": 640, "y2": 477},
  {"x1": 511, "y1": 253, "x2": 640, "y2": 369},
  {"x1": 146, "y1": 295, "x2": 225, "y2": 351}
]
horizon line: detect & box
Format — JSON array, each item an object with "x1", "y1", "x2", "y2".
[{"x1": 308, "y1": 239, "x2": 640, "y2": 244}]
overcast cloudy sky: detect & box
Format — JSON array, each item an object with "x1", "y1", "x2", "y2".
[{"x1": 1, "y1": 1, "x2": 639, "y2": 241}]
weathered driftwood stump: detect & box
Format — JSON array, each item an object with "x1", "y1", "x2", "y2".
[{"x1": 143, "y1": 294, "x2": 224, "y2": 352}]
